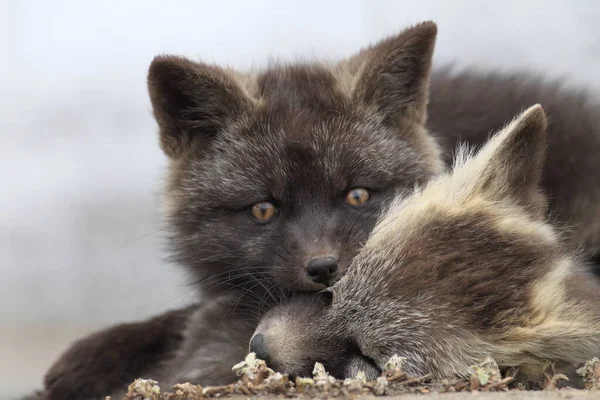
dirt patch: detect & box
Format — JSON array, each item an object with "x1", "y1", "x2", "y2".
[{"x1": 110, "y1": 354, "x2": 600, "y2": 400}]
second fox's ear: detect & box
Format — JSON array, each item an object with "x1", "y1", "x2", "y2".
[
  {"x1": 147, "y1": 55, "x2": 254, "y2": 158},
  {"x1": 460, "y1": 105, "x2": 549, "y2": 214},
  {"x1": 347, "y1": 21, "x2": 437, "y2": 127}
]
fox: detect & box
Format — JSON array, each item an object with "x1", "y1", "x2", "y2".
[
  {"x1": 250, "y1": 105, "x2": 600, "y2": 384},
  {"x1": 34, "y1": 21, "x2": 600, "y2": 400}
]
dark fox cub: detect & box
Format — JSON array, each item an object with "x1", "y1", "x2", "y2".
[
  {"x1": 36, "y1": 21, "x2": 600, "y2": 400},
  {"x1": 251, "y1": 105, "x2": 600, "y2": 383}
]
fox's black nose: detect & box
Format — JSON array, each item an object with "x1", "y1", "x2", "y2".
[{"x1": 307, "y1": 256, "x2": 338, "y2": 285}]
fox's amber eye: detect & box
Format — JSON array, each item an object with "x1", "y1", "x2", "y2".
[
  {"x1": 345, "y1": 188, "x2": 370, "y2": 206},
  {"x1": 251, "y1": 202, "x2": 277, "y2": 222}
]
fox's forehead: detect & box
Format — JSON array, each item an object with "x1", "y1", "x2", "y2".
[
  {"x1": 180, "y1": 110, "x2": 432, "y2": 202},
  {"x1": 338, "y1": 199, "x2": 563, "y2": 311},
  {"x1": 252, "y1": 64, "x2": 346, "y2": 111}
]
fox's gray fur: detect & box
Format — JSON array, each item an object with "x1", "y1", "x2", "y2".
[
  {"x1": 252, "y1": 106, "x2": 600, "y2": 384},
  {"x1": 36, "y1": 22, "x2": 600, "y2": 400}
]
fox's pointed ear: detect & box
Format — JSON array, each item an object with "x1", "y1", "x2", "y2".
[
  {"x1": 468, "y1": 105, "x2": 549, "y2": 215},
  {"x1": 344, "y1": 21, "x2": 437, "y2": 127},
  {"x1": 148, "y1": 56, "x2": 254, "y2": 158}
]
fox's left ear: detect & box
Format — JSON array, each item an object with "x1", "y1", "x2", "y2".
[{"x1": 466, "y1": 104, "x2": 549, "y2": 216}]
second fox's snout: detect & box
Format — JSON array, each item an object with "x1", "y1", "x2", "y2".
[{"x1": 249, "y1": 333, "x2": 272, "y2": 366}]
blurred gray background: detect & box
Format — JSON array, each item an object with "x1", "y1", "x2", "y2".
[{"x1": 1, "y1": 0, "x2": 599, "y2": 398}]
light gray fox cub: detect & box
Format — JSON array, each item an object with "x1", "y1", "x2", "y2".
[{"x1": 251, "y1": 105, "x2": 600, "y2": 384}]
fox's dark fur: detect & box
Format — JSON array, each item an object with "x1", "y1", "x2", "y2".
[
  {"x1": 252, "y1": 106, "x2": 600, "y2": 384},
  {"x1": 35, "y1": 22, "x2": 600, "y2": 399}
]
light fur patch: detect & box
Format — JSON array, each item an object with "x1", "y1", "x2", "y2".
[
  {"x1": 160, "y1": 163, "x2": 181, "y2": 219},
  {"x1": 330, "y1": 59, "x2": 363, "y2": 98},
  {"x1": 255, "y1": 315, "x2": 306, "y2": 372},
  {"x1": 493, "y1": 209, "x2": 558, "y2": 244},
  {"x1": 529, "y1": 257, "x2": 573, "y2": 324},
  {"x1": 234, "y1": 69, "x2": 262, "y2": 102}
]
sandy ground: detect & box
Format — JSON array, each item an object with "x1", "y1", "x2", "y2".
[
  {"x1": 303, "y1": 393, "x2": 596, "y2": 400},
  {"x1": 243, "y1": 393, "x2": 598, "y2": 400}
]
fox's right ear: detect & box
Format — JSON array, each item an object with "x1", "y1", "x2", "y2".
[
  {"x1": 460, "y1": 105, "x2": 549, "y2": 216},
  {"x1": 148, "y1": 56, "x2": 254, "y2": 158}
]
